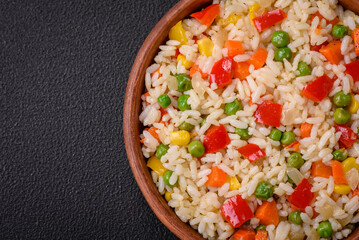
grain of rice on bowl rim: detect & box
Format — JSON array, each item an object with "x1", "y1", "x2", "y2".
[{"x1": 139, "y1": 0, "x2": 359, "y2": 239}]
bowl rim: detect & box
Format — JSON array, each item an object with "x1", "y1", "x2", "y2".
[
  {"x1": 123, "y1": 0, "x2": 210, "y2": 239},
  {"x1": 123, "y1": 0, "x2": 359, "y2": 239}
]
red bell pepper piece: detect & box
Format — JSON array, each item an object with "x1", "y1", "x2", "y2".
[
  {"x1": 334, "y1": 124, "x2": 358, "y2": 148},
  {"x1": 302, "y1": 74, "x2": 334, "y2": 102},
  {"x1": 310, "y1": 11, "x2": 339, "y2": 27},
  {"x1": 345, "y1": 59, "x2": 359, "y2": 82},
  {"x1": 253, "y1": 9, "x2": 287, "y2": 33},
  {"x1": 254, "y1": 100, "x2": 283, "y2": 127},
  {"x1": 288, "y1": 178, "x2": 314, "y2": 211},
  {"x1": 203, "y1": 124, "x2": 231, "y2": 153},
  {"x1": 209, "y1": 57, "x2": 234, "y2": 89},
  {"x1": 310, "y1": 41, "x2": 328, "y2": 52},
  {"x1": 190, "y1": 4, "x2": 220, "y2": 27},
  {"x1": 237, "y1": 144, "x2": 266, "y2": 162},
  {"x1": 221, "y1": 195, "x2": 254, "y2": 228}
]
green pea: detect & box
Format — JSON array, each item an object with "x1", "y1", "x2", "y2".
[
  {"x1": 274, "y1": 47, "x2": 292, "y2": 62},
  {"x1": 179, "y1": 122, "x2": 194, "y2": 132},
  {"x1": 224, "y1": 100, "x2": 243, "y2": 116},
  {"x1": 297, "y1": 61, "x2": 312, "y2": 76},
  {"x1": 256, "y1": 225, "x2": 266, "y2": 231},
  {"x1": 317, "y1": 221, "x2": 333, "y2": 238},
  {"x1": 333, "y1": 91, "x2": 351, "y2": 107},
  {"x1": 271, "y1": 30, "x2": 290, "y2": 48},
  {"x1": 332, "y1": 149, "x2": 348, "y2": 161},
  {"x1": 178, "y1": 94, "x2": 191, "y2": 111},
  {"x1": 287, "y1": 152, "x2": 304, "y2": 169},
  {"x1": 163, "y1": 170, "x2": 178, "y2": 188},
  {"x1": 157, "y1": 94, "x2": 171, "y2": 108},
  {"x1": 235, "y1": 128, "x2": 251, "y2": 140},
  {"x1": 187, "y1": 140, "x2": 205, "y2": 157},
  {"x1": 156, "y1": 143, "x2": 169, "y2": 159},
  {"x1": 333, "y1": 108, "x2": 351, "y2": 124},
  {"x1": 175, "y1": 73, "x2": 192, "y2": 92},
  {"x1": 269, "y1": 128, "x2": 282, "y2": 141},
  {"x1": 200, "y1": 117, "x2": 207, "y2": 127},
  {"x1": 280, "y1": 132, "x2": 296, "y2": 145},
  {"x1": 332, "y1": 25, "x2": 349, "y2": 38},
  {"x1": 254, "y1": 181, "x2": 274, "y2": 200},
  {"x1": 288, "y1": 210, "x2": 303, "y2": 225}
]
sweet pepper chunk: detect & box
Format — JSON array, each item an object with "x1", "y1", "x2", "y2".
[
  {"x1": 237, "y1": 144, "x2": 266, "y2": 162},
  {"x1": 220, "y1": 195, "x2": 254, "y2": 228},
  {"x1": 190, "y1": 4, "x2": 220, "y2": 27},
  {"x1": 209, "y1": 57, "x2": 234, "y2": 89},
  {"x1": 302, "y1": 74, "x2": 334, "y2": 102},
  {"x1": 254, "y1": 100, "x2": 283, "y2": 127},
  {"x1": 288, "y1": 178, "x2": 314, "y2": 211},
  {"x1": 345, "y1": 59, "x2": 359, "y2": 82},
  {"x1": 253, "y1": 9, "x2": 287, "y2": 33},
  {"x1": 203, "y1": 125, "x2": 231, "y2": 153},
  {"x1": 334, "y1": 124, "x2": 358, "y2": 148}
]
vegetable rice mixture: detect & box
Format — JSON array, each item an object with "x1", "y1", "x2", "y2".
[{"x1": 139, "y1": 0, "x2": 359, "y2": 239}]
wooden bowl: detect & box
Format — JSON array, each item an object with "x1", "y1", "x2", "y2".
[{"x1": 123, "y1": 0, "x2": 359, "y2": 239}]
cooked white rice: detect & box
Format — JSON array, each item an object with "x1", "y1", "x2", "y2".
[{"x1": 139, "y1": 0, "x2": 359, "y2": 239}]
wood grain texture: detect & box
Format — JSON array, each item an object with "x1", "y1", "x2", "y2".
[
  {"x1": 339, "y1": 0, "x2": 359, "y2": 14},
  {"x1": 124, "y1": 0, "x2": 359, "y2": 239}
]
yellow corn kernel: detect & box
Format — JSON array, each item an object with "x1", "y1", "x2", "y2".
[
  {"x1": 228, "y1": 176, "x2": 241, "y2": 191},
  {"x1": 169, "y1": 21, "x2": 188, "y2": 45},
  {"x1": 170, "y1": 130, "x2": 191, "y2": 146},
  {"x1": 177, "y1": 54, "x2": 194, "y2": 69},
  {"x1": 165, "y1": 191, "x2": 172, "y2": 201},
  {"x1": 197, "y1": 37, "x2": 214, "y2": 57},
  {"x1": 217, "y1": 14, "x2": 241, "y2": 27},
  {"x1": 147, "y1": 156, "x2": 167, "y2": 176},
  {"x1": 249, "y1": 3, "x2": 261, "y2": 25},
  {"x1": 348, "y1": 94, "x2": 359, "y2": 114},
  {"x1": 342, "y1": 157, "x2": 359, "y2": 173},
  {"x1": 334, "y1": 184, "x2": 352, "y2": 195}
]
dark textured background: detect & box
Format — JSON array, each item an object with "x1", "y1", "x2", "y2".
[{"x1": 1, "y1": 0, "x2": 179, "y2": 239}]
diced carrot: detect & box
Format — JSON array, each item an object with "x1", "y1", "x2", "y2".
[
  {"x1": 311, "y1": 161, "x2": 332, "y2": 178},
  {"x1": 144, "y1": 92, "x2": 151, "y2": 104},
  {"x1": 255, "y1": 230, "x2": 268, "y2": 240},
  {"x1": 225, "y1": 40, "x2": 244, "y2": 57},
  {"x1": 247, "y1": 48, "x2": 268, "y2": 69},
  {"x1": 159, "y1": 108, "x2": 168, "y2": 117},
  {"x1": 319, "y1": 40, "x2": 343, "y2": 65},
  {"x1": 352, "y1": 28, "x2": 359, "y2": 56},
  {"x1": 151, "y1": 68, "x2": 162, "y2": 78},
  {"x1": 140, "y1": 138, "x2": 145, "y2": 143},
  {"x1": 300, "y1": 122, "x2": 313, "y2": 138},
  {"x1": 352, "y1": 188, "x2": 359, "y2": 198},
  {"x1": 205, "y1": 166, "x2": 227, "y2": 187},
  {"x1": 332, "y1": 160, "x2": 348, "y2": 185},
  {"x1": 285, "y1": 141, "x2": 300, "y2": 152},
  {"x1": 233, "y1": 61, "x2": 251, "y2": 80},
  {"x1": 314, "y1": 28, "x2": 322, "y2": 34},
  {"x1": 255, "y1": 201, "x2": 279, "y2": 226},
  {"x1": 232, "y1": 228, "x2": 255, "y2": 240},
  {"x1": 189, "y1": 64, "x2": 209, "y2": 79},
  {"x1": 248, "y1": 96, "x2": 254, "y2": 105},
  {"x1": 148, "y1": 127, "x2": 160, "y2": 142},
  {"x1": 310, "y1": 11, "x2": 339, "y2": 27}
]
